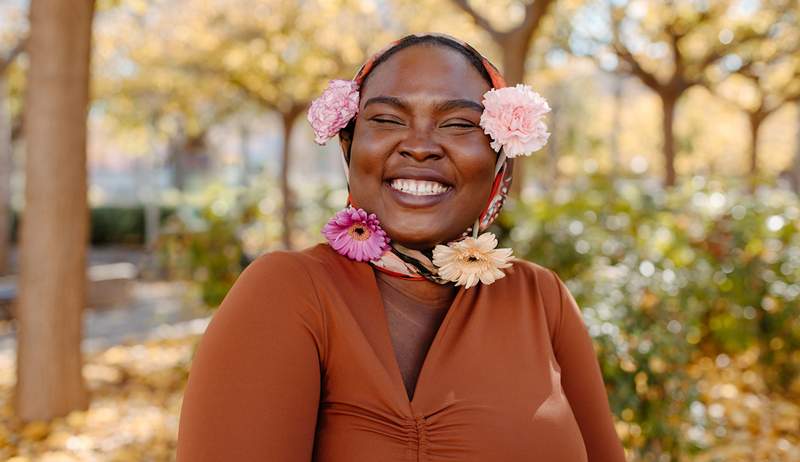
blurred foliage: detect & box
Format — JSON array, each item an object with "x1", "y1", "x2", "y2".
[
  {"x1": 156, "y1": 190, "x2": 252, "y2": 308},
  {"x1": 495, "y1": 173, "x2": 800, "y2": 459},
  {"x1": 93, "y1": 0, "x2": 390, "y2": 147},
  {"x1": 155, "y1": 178, "x2": 343, "y2": 308}
]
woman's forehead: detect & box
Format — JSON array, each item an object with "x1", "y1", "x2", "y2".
[{"x1": 359, "y1": 45, "x2": 491, "y2": 104}]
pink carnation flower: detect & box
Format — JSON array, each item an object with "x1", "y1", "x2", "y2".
[
  {"x1": 479, "y1": 84, "x2": 551, "y2": 158},
  {"x1": 307, "y1": 79, "x2": 360, "y2": 145},
  {"x1": 322, "y1": 207, "x2": 391, "y2": 262}
]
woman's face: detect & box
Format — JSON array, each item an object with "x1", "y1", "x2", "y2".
[{"x1": 341, "y1": 45, "x2": 497, "y2": 250}]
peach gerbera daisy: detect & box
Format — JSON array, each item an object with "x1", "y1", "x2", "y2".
[{"x1": 432, "y1": 233, "x2": 513, "y2": 289}]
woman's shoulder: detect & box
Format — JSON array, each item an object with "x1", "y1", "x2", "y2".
[
  {"x1": 244, "y1": 242, "x2": 336, "y2": 280},
  {"x1": 503, "y1": 257, "x2": 564, "y2": 296},
  {"x1": 217, "y1": 244, "x2": 334, "y2": 328},
  {"x1": 498, "y1": 258, "x2": 572, "y2": 336}
]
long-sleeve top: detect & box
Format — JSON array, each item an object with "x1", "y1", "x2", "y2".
[{"x1": 176, "y1": 242, "x2": 627, "y2": 461}]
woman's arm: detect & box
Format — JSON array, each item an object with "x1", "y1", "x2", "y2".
[
  {"x1": 549, "y1": 270, "x2": 627, "y2": 462},
  {"x1": 176, "y1": 252, "x2": 325, "y2": 462}
]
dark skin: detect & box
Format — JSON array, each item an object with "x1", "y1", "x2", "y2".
[{"x1": 338, "y1": 44, "x2": 499, "y2": 397}]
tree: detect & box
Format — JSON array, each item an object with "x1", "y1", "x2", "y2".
[
  {"x1": 791, "y1": 106, "x2": 800, "y2": 193},
  {"x1": 701, "y1": 1, "x2": 800, "y2": 183},
  {"x1": 452, "y1": 0, "x2": 556, "y2": 84},
  {"x1": 104, "y1": 0, "x2": 385, "y2": 249},
  {"x1": 15, "y1": 0, "x2": 95, "y2": 421},
  {"x1": 451, "y1": 0, "x2": 557, "y2": 195},
  {"x1": 569, "y1": 0, "x2": 773, "y2": 187},
  {"x1": 93, "y1": 2, "x2": 246, "y2": 191},
  {"x1": 177, "y1": 0, "x2": 385, "y2": 249}
]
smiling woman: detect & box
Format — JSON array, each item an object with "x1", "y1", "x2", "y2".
[{"x1": 176, "y1": 34, "x2": 627, "y2": 462}]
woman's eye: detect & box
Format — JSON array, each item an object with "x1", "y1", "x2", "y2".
[
  {"x1": 372, "y1": 117, "x2": 403, "y2": 125},
  {"x1": 442, "y1": 121, "x2": 477, "y2": 129}
]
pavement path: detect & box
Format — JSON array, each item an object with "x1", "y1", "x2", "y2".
[{"x1": 0, "y1": 245, "x2": 214, "y2": 356}]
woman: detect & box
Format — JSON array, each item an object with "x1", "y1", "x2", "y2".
[{"x1": 176, "y1": 34, "x2": 626, "y2": 461}]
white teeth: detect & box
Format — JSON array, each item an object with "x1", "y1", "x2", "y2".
[{"x1": 389, "y1": 178, "x2": 450, "y2": 196}]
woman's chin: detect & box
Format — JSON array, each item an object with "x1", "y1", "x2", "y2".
[{"x1": 383, "y1": 226, "x2": 463, "y2": 251}]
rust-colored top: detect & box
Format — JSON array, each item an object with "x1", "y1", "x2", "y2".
[{"x1": 176, "y1": 243, "x2": 626, "y2": 461}]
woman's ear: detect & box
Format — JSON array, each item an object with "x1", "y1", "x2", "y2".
[
  {"x1": 339, "y1": 133, "x2": 351, "y2": 163},
  {"x1": 338, "y1": 123, "x2": 354, "y2": 163}
]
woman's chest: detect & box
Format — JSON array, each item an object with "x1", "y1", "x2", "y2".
[
  {"x1": 313, "y1": 291, "x2": 588, "y2": 461},
  {"x1": 379, "y1": 284, "x2": 451, "y2": 402}
]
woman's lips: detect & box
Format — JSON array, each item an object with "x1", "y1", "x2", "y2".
[{"x1": 383, "y1": 179, "x2": 454, "y2": 208}]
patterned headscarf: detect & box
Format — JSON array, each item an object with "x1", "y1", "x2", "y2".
[{"x1": 341, "y1": 33, "x2": 513, "y2": 283}]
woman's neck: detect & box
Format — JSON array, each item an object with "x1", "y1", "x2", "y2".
[{"x1": 374, "y1": 269, "x2": 458, "y2": 310}]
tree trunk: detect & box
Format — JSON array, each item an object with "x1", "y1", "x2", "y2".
[
  {"x1": 791, "y1": 106, "x2": 800, "y2": 194},
  {"x1": 546, "y1": 89, "x2": 560, "y2": 189},
  {"x1": 610, "y1": 74, "x2": 623, "y2": 176},
  {"x1": 239, "y1": 123, "x2": 252, "y2": 188},
  {"x1": 661, "y1": 94, "x2": 678, "y2": 187},
  {"x1": 167, "y1": 137, "x2": 187, "y2": 191},
  {"x1": 144, "y1": 122, "x2": 161, "y2": 251},
  {"x1": 0, "y1": 77, "x2": 11, "y2": 275},
  {"x1": 500, "y1": 36, "x2": 528, "y2": 86},
  {"x1": 500, "y1": 36, "x2": 530, "y2": 197},
  {"x1": 747, "y1": 113, "x2": 763, "y2": 193},
  {"x1": 279, "y1": 111, "x2": 298, "y2": 250},
  {"x1": 15, "y1": 0, "x2": 94, "y2": 421}
]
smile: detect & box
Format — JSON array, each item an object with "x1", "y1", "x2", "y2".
[{"x1": 389, "y1": 179, "x2": 452, "y2": 196}]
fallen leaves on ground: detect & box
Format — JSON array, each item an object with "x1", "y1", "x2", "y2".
[
  {"x1": 689, "y1": 348, "x2": 800, "y2": 462},
  {"x1": 0, "y1": 335, "x2": 198, "y2": 462}
]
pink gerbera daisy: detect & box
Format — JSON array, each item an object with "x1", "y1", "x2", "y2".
[{"x1": 322, "y1": 207, "x2": 391, "y2": 262}]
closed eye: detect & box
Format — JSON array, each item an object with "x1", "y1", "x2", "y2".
[
  {"x1": 371, "y1": 117, "x2": 404, "y2": 125},
  {"x1": 441, "y1": 119, "x2": 478, "y2": 129}
]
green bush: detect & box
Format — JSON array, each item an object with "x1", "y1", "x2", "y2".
[
  {"x1": 154, "y1": 180, "x2": 344, "y2": 309},
  {"x1": 156, "y1": 199, "x2": 250, "y2": 308},
  {"x1": 498, "y1": 174, "x2": 800, "y2": 460}
]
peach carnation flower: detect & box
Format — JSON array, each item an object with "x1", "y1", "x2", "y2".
[
  {"x1": 479, "y1": 84, "x2": 551, "y2": 158},
  {"x1": 307, "y1": 79, "x2": 360, "y2": 145},
  {"x1": 432, "y1": 232, "x2": 513, "y2": 289}
]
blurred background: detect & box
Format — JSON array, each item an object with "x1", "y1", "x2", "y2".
[{"x1": 0, "y1": 0, "x2": 799, "y2": 460}]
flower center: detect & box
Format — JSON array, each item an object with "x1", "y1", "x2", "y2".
[
  {"x1": 348, "y1": 223, "x2": 371, "y2": 241},
  {"x1": 460, "y1": 249, "x2": 485, "y2": 264}
]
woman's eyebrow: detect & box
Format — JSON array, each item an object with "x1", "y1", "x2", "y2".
[
  {"x1": 434, "y1": 99, "x2": 484, "y2": 114},
  {"x1": 362, "y1": 96, "x2": 484, "y2": 115},
  {"x1": 363, "y1": 96, "x2": 408, "y2": 110}
]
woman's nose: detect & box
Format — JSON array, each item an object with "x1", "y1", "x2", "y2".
[{"x1": 397, "y1": 127, "x2": 444, "y2": 162}]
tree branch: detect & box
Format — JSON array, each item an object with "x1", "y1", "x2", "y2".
[
  {"x1": 696, "y1": 27, "x2": 766, "y2": 75},
  {"x1": 665, "y1": 22, "x2": 686, "y2": 77},
  {"x1": 450, "y1": 0, "x2": 500, "y2": 41},
  {"x1": 608, "y1": 6, "x2": 662, "y2": 92},
  {"x1": 613, "y1": 43, "x2": 663, "y2": 92},
  {"x1": 226, "y1": 74, "x2": 277, "y2": 111},
  {"x1": 518, "y1": 0, "x2": 556, "y2": 37}
]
